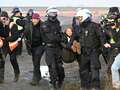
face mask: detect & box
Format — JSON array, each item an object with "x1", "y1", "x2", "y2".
[
  {"x1": 47, "y1": 12, "x2": 57, "y2": 22},
  {"x1": 48, "y1": 16, "x2": 57, "y2": 22}
]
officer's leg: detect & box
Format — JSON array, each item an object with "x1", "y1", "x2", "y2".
[
  {"x1": 16, "y1": 41, "x2": 22, "y2": 56},
  {"x1": 79, "y1": 55, "x2": 91, "y2": 90},
  {"x1": 107, "y1": 49, "x2": 118, "y2": 77},
  {"x1": 45, "y1": 48, "x2": 58, "y2": 89},
  {"x1": 30, "y1": 47, "x2": 44, "y2": 85},
  {"x1": 80, "y1": 65, "x2": 91, "y2": 89},
  {"x1": 80, "y1": 66, "x2": 91, "y2": 90},
  {"x1": 56, "y1": 56, "x2": 65, "y2": 88},
  {"x1": 76, "y1": 54, "x2": 81, "y2": 76},
  {"x1": 91, "y1": 68, "x2": 100, "y2": 90},
  {"x1": 0, "y1": 55, "x2": 5, "y2": 83},
  {"x1": 9, "y1": 51, "x2": 20, "y2": 82}
]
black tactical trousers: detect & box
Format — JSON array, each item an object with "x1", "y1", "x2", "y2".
[
  {"x1": 31, "y1": 46, "x2": 44, "y2": 82},
  {"x1": 0, "y1": 45, "x2": 9, "y2": 82},
  {"x1": 0, "y1": 54, "x2": 5, "y2": 82},
  {"x1": 0, "y1": 49, "x2": 20, "y2": 82},
  {"x1": 45, "y1": 47, "x2": 65, "y2": 88},
  {"x1": 79, "y1": 50, "x2": 101, "y2": 89},
  {"x1": 9, "y1": 50, "x2": 20, "y2": 75}
]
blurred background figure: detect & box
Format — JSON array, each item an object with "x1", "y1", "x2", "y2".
[{"x1": 24, "y1": 9, "x2": 34, "y2": 55}]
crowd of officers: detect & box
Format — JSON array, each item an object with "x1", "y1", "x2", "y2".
[{"x1": 0, "y1": 6, "x2": 120, "y2": 90}]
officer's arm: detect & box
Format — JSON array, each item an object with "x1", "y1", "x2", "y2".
[
  {"x1": 111, "y1": 32, "x2": 120, "y2": 48},
  {"x1": 40, "y1": 23, "x2": 49, "y2": 33},
  {"x1": 95, "y1": 24, "x2": 107, "y2": 46},
  {"x1": 7, "y1": 25, "x2": 19, "y2": 42},
  {"x1": 16, "y1": 19, "x2": 25, "y2": 26}
]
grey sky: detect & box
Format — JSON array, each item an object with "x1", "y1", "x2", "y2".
[{"x1": 0, "y1": 0, "x2": 120, "y2": 7}]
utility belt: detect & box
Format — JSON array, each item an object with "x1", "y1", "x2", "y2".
[
  {"x1": 81, "y1": 47, "x2": 99, "y2": 55},
  {"x1": 46, "y1": 43, "x2": 59, "y2": 47}
]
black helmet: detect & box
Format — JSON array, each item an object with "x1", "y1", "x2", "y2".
[
  {"x1": 27, "y1": 9, "x2": 34, "y2": 16},
  {"x1": 108, "y1": 7, "x2": 119, "y2": 15},
  {"x1": 12, "y1": 7, "x2": 21, "y2": 14},
  {"x1": 0, "y1": 11, "x2": 9, "y2": 18}
]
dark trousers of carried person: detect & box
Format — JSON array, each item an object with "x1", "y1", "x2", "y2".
[
  {"x1": 30, "y1": 46, "x2": 44, "y2": 85},
  {"x1": 45, "y1": 44, "x2": 65, "y2": 89},
  {"x1": 79, "y1": 47, "x2": 101, "y2": 90}
]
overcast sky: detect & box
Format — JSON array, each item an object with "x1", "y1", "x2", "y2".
[{"x1": 0, "y1": 0, "x2": 120, "y2": 7}]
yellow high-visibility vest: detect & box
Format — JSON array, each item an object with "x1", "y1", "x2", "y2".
[
  {"x1": 12, "y1": 17, "x2": 23, "y2": 31},
  {"x1": 110, "y1": 37, "x2": 116, "y2": 44}
]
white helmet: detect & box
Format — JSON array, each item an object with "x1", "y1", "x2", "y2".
[
  {"x1": 46, "y1": 7, "x2": 59, "y2": 16},
  {"x1": 75, "y1": 9, "x2": 92, "y2": 22}
]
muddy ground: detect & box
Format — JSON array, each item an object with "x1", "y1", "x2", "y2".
[{"x1": 0, "y1": 43, "x2": 114, "y2": 90}]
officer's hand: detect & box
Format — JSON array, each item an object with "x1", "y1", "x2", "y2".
[
  {"x1": 17, "y1": 38, "x2": 22, "y2": 42},
  {"x1": 104, "y1": 43, "x2": 111, "y2": 48},
  {"x1": 71, "y1": 45, "x2": 77, "y2": 53},
  {"x1": 9, "y1": 22, "x2": 15, "y2": 29}
]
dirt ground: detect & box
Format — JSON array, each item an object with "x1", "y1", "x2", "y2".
[{"x1": 0, "y1": 44, "x2": 114, "y2": 90}]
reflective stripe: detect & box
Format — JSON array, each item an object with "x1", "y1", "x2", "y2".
[{"x1": 12, "y1": 17, "x2": 23, "y2": 31}]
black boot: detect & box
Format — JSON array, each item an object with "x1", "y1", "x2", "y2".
[
  {"x1": 0, "y1": 80, "x2": 4, "y2": 84},
  {"x1": 49, "y1": 82, "x2": 57, "y2": 90},
  {"x1": 14, "y1": 73, "x2": 20, "y2": 82},
  {"x1": 30, "y1": 79, "x2": 39, "y2": 86},
  {"x1": 0, "y1": 60, "x2": 5, "y2": 84}
]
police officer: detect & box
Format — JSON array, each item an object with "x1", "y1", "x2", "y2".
[
  {"x1": 28, "y1": 13, "x2": 44, "y2": 86},
  {"x1": 41, "y1": 7, "x2": 65, "y2": 90},
  {"x1": 11, "y1": 7, "x2": 25, "y2": 55},
  {"x1": 75, "y1": 9, "x2": 102, "y2": 90},
  {"x1": 0, "y1": 11, "x2": 10, "y2": 83}
]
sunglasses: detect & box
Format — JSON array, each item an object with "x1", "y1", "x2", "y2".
[{"x1": 0, "y1": 17, "x2": 8, "y2": 21}]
